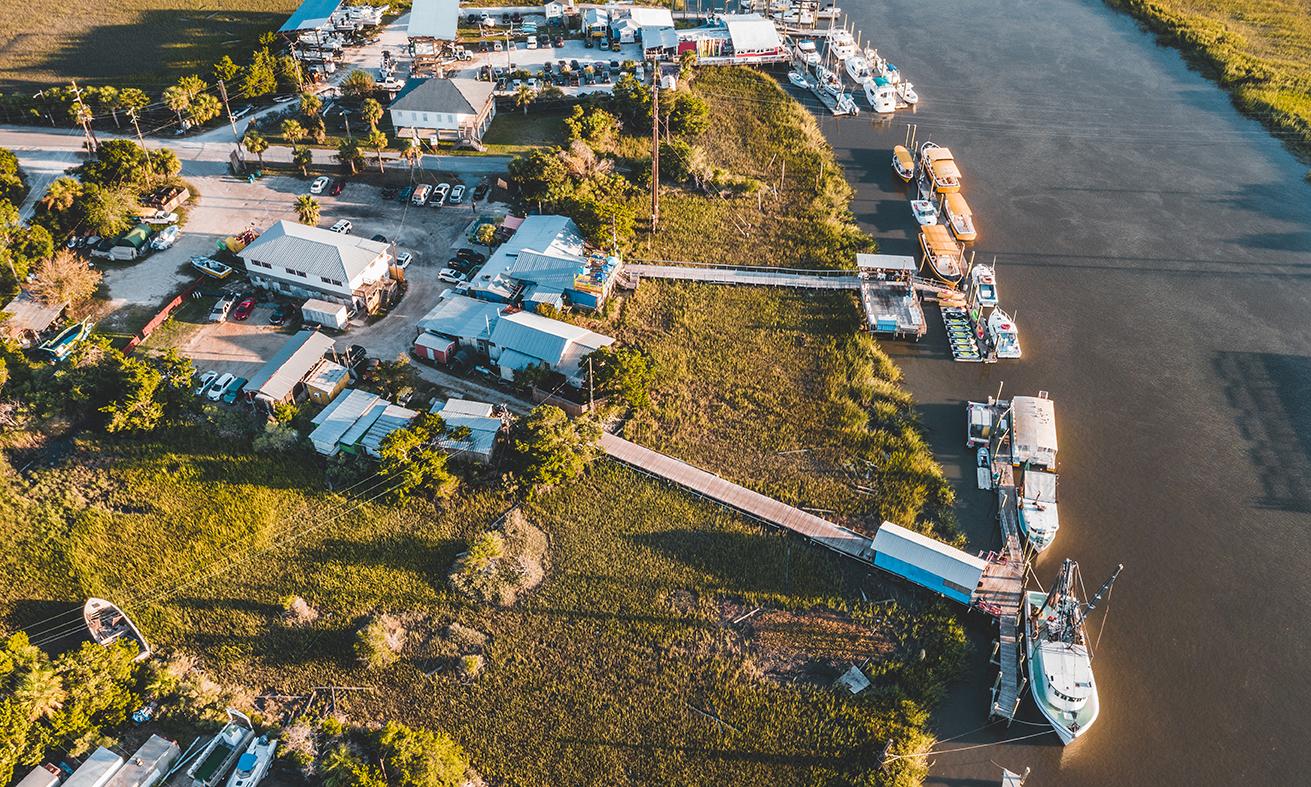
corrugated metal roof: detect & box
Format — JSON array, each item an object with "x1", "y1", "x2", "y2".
[
  {"x1": 489, "y1": 309, "x2": 606, "y2": 369},
  {"x1": 470, "y1": 216, "x2": 585, "y2": 300},
  {"x1": 416, "y1": 294, "x2": 502, "y2": 340},
  {"x1": 628, "y1": 7, "x2": 674, "y2": 26},
  {"x1": 241, "y1": 220, "x2": 388, "y2": 285},
  {"x1": 856, "y1": 253, "x2": 917, "y2": 272},
  {"x1": 641, "y1": 25, "x2": 679, "y2": 50},
  {"x1": 243, "y1": 330, "x2": 335, "y2": 402},
  {"x1": 359, "y1": 404, "x2": 418, "y2": 454},
  {"x1": 723, "y1": 14, "x2": 782, "y2": 52},
  {"x1": 390, "y1": 78, "x2": 494, "y2": 115},
  {"x1": 873, "y1": 521, "x2": 986, "y2": 591},
  {"x1": 414, "y1": 332, "x2": 455, "y2": 352},
  {"x1": 434, "y1": 398, "x2": 494, "y2": 418},
  {"x1": 1, "y1": 290, "x2": 64, "y2": 336},
  {"x1": 278, "y1": 0, "x2": 343, "y2": 32},
  {"x1": 105, "y1": 735, "x2": 179, "y2": 787},
  {"x1": 407, "y1": 0, "x2": 459, "y2": 39},
  {"x1": 1012, "y1": 395, "x2": 1057, "y2": 455},
  {"x1": 437, "y1": 413, "x2": 500, "y2": 459},
  {"x1": 339, "y1": 400, "x2": 388, "y2": 446},
  {"x1": 305, "y1": 359, "x2": 349, "y2": 391}
]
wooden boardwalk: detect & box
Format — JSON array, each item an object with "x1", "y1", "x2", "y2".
[
  {"x1": 599, "y1": 433, "x2": 876, "y2": 562},
  {"x1": 626, "y1": 263, "x2": 861, "y2": 291},
  {"x1": 979, "y1": 461, "x2": 1028, "y2": 722}
]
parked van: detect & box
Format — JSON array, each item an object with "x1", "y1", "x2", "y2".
[{"x1": 412, "y1": 184, "x2": 432, "y2": 205}]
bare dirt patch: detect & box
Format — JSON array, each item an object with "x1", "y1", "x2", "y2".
[{"x1": 721, "y1": 600, "x2": 895, "y2": 686}]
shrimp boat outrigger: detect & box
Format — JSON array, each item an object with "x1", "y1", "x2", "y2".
[
  {"x1": 83, "y1": 597, "x2": 152, "y2": 661},
  {"x1": 919, "y1": 224, "x2": 968, "y2": 284},
  {"x1": 1026, "y1": 560, "x2": 1124, "y2": 745},
  {"x1": 919, "y1": 142, "x2": 962, "y2": 193},
  {"x1": 942, "y1": 192, "x2": 977, "y2": 242}
]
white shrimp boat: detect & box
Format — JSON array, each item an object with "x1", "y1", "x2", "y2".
[
  {"x1": 942, "y1": 191, "x2": 977, "y2": 242},
  {"x1": 987, "y1": 308, "x2": 1021, "y2": 359},
  {"x1": 1026, "y1": 560, "x2": 1123, "y2": 745},
  {"x1": 226, "y1": 735, "x2": 278, "y2": 787},
  {"x1": 83, "y1": 598, "x2": 152, "y2": 662},
  {"x1": 919, "y1": 142, "x2": 962, "y2": 193},
  {"x1": 865, "y1": 77, "x2": 897, "y2": 114},
  {"x1": 1017, "y1": 469, "x2": 1059, "y2": 551}
]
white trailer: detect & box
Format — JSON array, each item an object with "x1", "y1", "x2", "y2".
[
  {"x1": 301, "y1": 298, "x2": 349, "y2": 330},
  {"x1": 64, "y1": 748, "x2": 124, "y2": 787}
]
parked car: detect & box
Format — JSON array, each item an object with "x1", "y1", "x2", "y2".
[
  {"x1": 371, "y1": 233, "x2": 388, "y2": 243},
  {"x1": 208, "y1": 373, "x2": 236, "y2": 401},
  {"x1": 330, "y1": 219, "x2": 352, "y2": 234},
  {"x1": 150, "y1": 225, "x2": 180, "y2": 250},
  {"x1": 143, "y1": 210, "x2": 178, "y2": 225},
  {"x1": 273, "y1": 94, "x2": 297, "y2": 103},
  {"x1": 231, "y1": 104, "x2": 254, "y2": 120},
  {"x1": 221, "y1": 377, "x2": 249, "y2": 404},
  {"x1": 411, "y1": 184, "x2": 431, "y2": 205},
  {"x1": 472, "y1": 180, "x2": 490, "y2": 201},
  {"x1": 209, "y1": 294, "x2": 236, "y2": 323},
  {"x1": 432, "y1": 183, "x2": 451, "y2": 206},
  {"x1": 438, "y1": 268, "x2": 467, "y2": 284},
  {"x1": 311, "y1": 176, "x2": 331, "y2": 194},
  {"x1": 554, "y1": 35, "x2": 565, "y2": 47},
  {"x1": 330, "y1": 179, "x2": 346, "y2": 196},
  {"x1": 448, "y1": 184, "x2": 465, "y2": 204},
  {"x1": 395, "y1": 251, "x2": 414, "y2": 270},
  {"x1": 456, "y1": 248, "x2": 487, "y2": 265},
  {"x1": 526, "y1": 37, "x2": 537, "y2": 50},
  {"x1": 194, "y1": 370, "x2": 218, "y2": 396},
  {"x1": 233, "y1": 297, "x2": 256, "y2": 321},
  {"x1": 269, "y1": 304, "x2": 289, "y2": 325}
]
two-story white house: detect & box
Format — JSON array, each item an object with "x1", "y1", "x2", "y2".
[
  {"x1": 239, "y1": 220, "x2": 395, "y2": 314},
  {"x1": 388, "y1": 77, "x2": 497, "y2": 148}
]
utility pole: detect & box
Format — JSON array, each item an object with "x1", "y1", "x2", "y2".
[
  {"x1": 650, "y1": 59, "x2": 659, "y2": 233},
  {"x1": 588, "y1": 357, "x2": 594, "y2": 412},
  {"x1": 217, "y1": 77, "x2": 238, "y2": 137},
  {"x1": 70, "y1": 80, "x2": 98, "y2": 153}
]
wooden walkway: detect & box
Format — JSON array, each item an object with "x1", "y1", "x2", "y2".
[
  {"x1": 626, "y1": 263, "x2": 861, "y2": 291},
  {"x1": 978, "y1": 460, "x2": 1028, "y2": 722},
  {"x1": 599, "y1": 433, "x2": 876, "y2": 562}
]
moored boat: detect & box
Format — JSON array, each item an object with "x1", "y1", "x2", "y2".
[
  {"x1": 226, "y1": 735, "x2": 278, "y2": 787},
  {"x1": 1025, "y1": 561, "x2": 1123, "y2": 745},
  {"x1": 864, "y1": 77, "x2": 897, "y2": 114},
  {"x1": 845, "y1": 55, "x2": 871, "y2": 83},
  {"x1": 919, "y1": 224, "x2": 967, "y2": 283},
  {"x1": 987, "y1": 308, "x2": 1021, "y2": 359},
  {"x1": 943, "y1": 191, "x2": 977, "y2": 241},
  {"x1": 1017, "y1": 469, "x2": 1059, "y2": 551},
  {"x1": 969, "y1": 263, "x2": 999, "y2": 306},
  {"x1": 188, "y1": 710, "x2": 255, "y2": 787},
  {"x1": 891, "y1": 145, "x2": 915, "y2": 181},
  {"x1": 919, "y1": 142, "x2": 962, "y2": 192},
  {"x1": 898, "y1": 81, "x2": 919, "y2": 105},
  {"x1": 192, "y1": 256, "x2": 234, "y2": 279},
  {"x1": 83, "y1": 597, "x2": 152, "y2": 661},
  {"x1": 911, "y1": 199, "x2": 938, "y2": 225},
  {"x1": 787, "y1": 69, "x2": 808, "y2": 88}
]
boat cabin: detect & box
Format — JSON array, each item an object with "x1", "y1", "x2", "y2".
[
  {"x1": 920, "y1": 143, "x2": 962, "y2": 192},
  {"x1": 1010, "y1": 393, "x2": 1057, "y2": 468}
]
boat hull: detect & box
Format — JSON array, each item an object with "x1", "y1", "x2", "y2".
[{"x1": 1024, "y1": 591, "x2": 1101, "y2": 745}]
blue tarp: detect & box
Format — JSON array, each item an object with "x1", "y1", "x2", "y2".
[{"x1": 279, "y1": 0, "x2": 343, "y2": 32}]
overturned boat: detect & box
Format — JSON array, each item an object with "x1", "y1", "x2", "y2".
[{"x1": 83, "y1": 597, "x2": 152, "y2": 662}]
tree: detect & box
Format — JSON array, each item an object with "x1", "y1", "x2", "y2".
[
  {"x1": 569, "y1": 172, "x2": 637, "y2": 248},
  {"x1": 508, "y1": 147, "x2": 574, "y2": 209},
  {"x1": 377, "y1": 413, "x2": 457, "y2": 503},
  {"x1": 399, "y1": 143, "x2": 422, "y2": 171},
  {"x1": 176, "y1": 74, "x2": 206, "y2": 99},
  {"x1": 212, "y1": 55, "x2": 239, "y2": 84},
  {"x1": 13, "y1": 663, "x2": 64, "y2": 721},
  {"x1": 610, "y1": 74, "x2": 652, "y2": 128},
  {"x1": 514, "y1": 405, "x2": 601, "y2": 491},
  {"x1": 117, "y1": 88, "x2": 149, "y2": 126},
  {"x1": 321, "y1": 744, "x2": 387, "y2": 787},
  {"x1": 335, "y1": 138, "x2": 363, "y2": 175},
  {"x1": 513, "y1": 83, "x2": 536, "y2": 115},
  {"x1": 241, "y1": 48, "x2": 278, "y2": 99},
  {"x1": 299, "y1": 91, "x2": 323, "y2": 120},
  {"x1": 0, "y1": 148, "x2": 22, "y2": 204},
  {"x1": 78, "y1": 184, "x2": 135, "y2": 237},
  {"x1": 185, "y1": 93, "x2": 222, "y2": 127},
  {"x1": 586, "y1": 345, "x2": 656, "y2": 408},
  {"x1": 98, "y1": 353, "x2": 165, "y2": 433},
  {"x1": 79, "y1": 139, "x2": 151, "y2": 186},
  {"x1": 161, "y1": 85, "x2": 190, "y2": 127},
  {"x1": 678, "y1": 48, "x2": 698, "y2": 79},
  {"x1": 0, "y1": 223, "x2": 54, "y2": 287},
  {"x1": 37, "y1": 177, "x2": 82, "y2": 215},
  {"x1": 28, "y1": 250, "x2": 101, "y2": 307},
  {"x1": 307, "y1": 116, "x2": 327, "y2": 144},
  {"x1": 149, "y1": 148, "x2": 181, "y2": 179},
  {"x1": 341, "y1": 69, "x2": 376, "y2": 99},
  {"x1": 365, "y1": 129, "x2": 388, "y2": 173},
  {"x1": 294, "y1": 194, "x2": 320, "y2": 226},
  {"x1": 276, "y1": 55, "x2": 304, "y2": 92},
  {"x1": 377, "y1": 721, "x2": 470, "y2": 787},
  {"x1": 281, "y1": 118, "x2": 306, "y2": 146},
  {"x1": 292, "y1": 145, "x2": 313, "y2": 177},
  {"x1": 360, "y1": 97, "x2": 383, "y2": 130},
  {"x1": 242, "y1": 130, "x2": 269, "y2": 166},
  {"x1": 474, "y1": 222, "x2": 497, "y2": 250},
  {"x1": 564, "y1": 104, "x2": 619, "y2": 146},
  {"x1": 88, "y1": 86, "x2": 120, "y2": 128},
  {"x1": 666, "y1": 92, "x2": 710, "y2": 136}
]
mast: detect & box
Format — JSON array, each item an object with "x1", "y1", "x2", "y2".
[{"x1": 1082, "y1": 563, "x2": 1124, "y2": 619}]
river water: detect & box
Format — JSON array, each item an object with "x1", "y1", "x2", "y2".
[{"x1": 802, "y1": 0, "x2": 1311, "y2": 782}]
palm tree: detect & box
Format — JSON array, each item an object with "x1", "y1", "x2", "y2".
[
  {"x1": 38, "y1": 177, "x2": 82, "y2": 214},
  {"x1": 299, "y1": 91, "x2": 322, "y2": 120},
  {"x1": 118, "y1": 88, "x2": 149, "y2": 127},
  {"x1": 162, "y1": 86, "x2": 190, "y2": 127},
  {"x1": 15, "y1": 663, "x2": 65, "y2": 721},
  {"x1": 360, "y1": 98, "x2": 383, "y2": 131},
  {"x1": 176, "y1": 74, "x2": 206, "y2": 99},
  {"x1": 281, "y1": 118, "x2": 306, "y2": 146},
  {"x1": 295, "y1": 194, "x2": 320, "y2": 226},
  {"x1": 243, "y1": 130, "x2": 269, "y2": 166},
  {"x1": 307, "y1": 116, "x2": 327, "y2": 144},
  {"x1": 365, "y1": 129, "x2": 388, "y2": 174},
  {"x1": 292, "y1": 145, "x2": 313, "y2": 177},
  {"x1": 91, "y1": 86, "x2": 120, "y2": 127},
  {"x1": 399, "y1": 143, "x2": 422, "y2": 172},
  {"x1": 514, "y1": 83, "x2": 535, "y2": 115},
  {"x1": 335, "y1": 138, "x2": 361, "y2": 175},
  {"x1": 186, "y1": 93, "x2": 221, "y2": 126}
]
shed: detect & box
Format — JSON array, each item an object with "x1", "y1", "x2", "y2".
[
  {"x1": 872, "y1": 522, "x2": 986, "y2": 605},
  {"x1": 1010, "y1": 394, "x2": 1057, "y2": 469},
  {"x1": 302, "y1": 298, "x2": 349, "y2": 330},
  {"x1": 309, "y1": 388, "x2": 381, "y2": 455},
  {"x1": 413, "y1": 331, "x2": 456, "y2": 364},
  {"x1": 279, "y1": 0, "x2": 344, "y2": 32},
  {"x1": 432, "y1": 398, "x2": 500, "y2": 462},
  {"x1": 105, "y1": 735, "x2": 180, "y2": 787},
  {"x1": 16, "y1": 765, "x2": 62, "y2": 787},
  {"x1": 304, "y1": 359, "x2": 349, "y2": 405},
  {"x1": 416, "y1": 293, "x2": 502, "y2": 346},
  {"x1": 242, "y1": 330, "x2": 336, "y2": 406},
  {"x1": 1, "y1": 290, "x2": 66, "y2": 347},
  {"x1": 64, "y1": 747, "x2": 124, "y2": 787},
  {"x1": 356, "y1": 403, "x2": 419, "y2": 458}
]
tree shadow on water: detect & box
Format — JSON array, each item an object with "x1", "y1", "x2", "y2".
[{"x1": 1215, "y1": 351, "x2": 1311, "y2": 513}]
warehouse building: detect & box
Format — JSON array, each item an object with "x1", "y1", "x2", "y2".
[
  {"x1": 490, "y1": 308, "x2": 614, "y2": 386},
  {"x1": 241, "y1": 330, "x2": 337, "y2": 408},
  {"x1": 240, "y1": 220, "x2": 395, "y2": 314},
  {"x1": 872, "y1": 522, "x2": 986, "y2": 605}
]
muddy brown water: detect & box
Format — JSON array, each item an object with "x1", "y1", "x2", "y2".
[{"x1": 787, "y1": 0, "x2": 1311, "y2": 782}]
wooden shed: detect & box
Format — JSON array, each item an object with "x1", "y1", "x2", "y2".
[{"x1": 413, "y1": 332, "x2": 456, "y2": 364}]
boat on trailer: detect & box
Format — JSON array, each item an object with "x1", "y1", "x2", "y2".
[
  {"x1": 919, "y1": 142, "x2": 962, "y2": 193},
  {"x1": 191, "y1": 256, "x2": 234, "y2": 279},
  {"x1": 39, "y1": 320, "x2": 91, "y2": 361},
  {"x1": 83, "y1": 597, "x2": 152, "y2": 662},
  {"x1": 188, "y1": 709, "x2": 255, "y2": 787},
  {"x1": 892, "y1": 145, "x2": 915, "y2": 181},
  {"x1": 943, "y1": 191, "x2": 977, "y2": 242},
  {"x1": 919, "y1": 224, "x2": 968, "y2": 284},
  {"x1": 226, "y1": 735, "x2": 277, "y2": 787},
  {"x1": 1026, "y1": 560, "x2": 1123, "y2": 745}
]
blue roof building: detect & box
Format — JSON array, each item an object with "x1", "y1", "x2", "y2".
[{"x1": 466, "y1": 216, "x2": 621, "y2": 310}]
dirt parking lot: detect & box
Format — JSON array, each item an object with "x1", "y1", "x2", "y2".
[{"x1": 178, "y1": 301, "x2": 298, "y2": 381}]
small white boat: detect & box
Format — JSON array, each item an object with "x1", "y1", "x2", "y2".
[
  {"x1": 976, "y1": 446, "x2": 993, "y2": 490},
  {"x1": 816, "y1": 5, "x2": 843, "y2": 20},
  {"x1": 226, "y1": 735, "x2": 278, "y2": 787},
  {"x1": 835, "y1": 93, "x2": 860, "y2": 116},
  {"x1": 898, "y1": 81, "x2": 919, "y2": 105},
  {"x1": 864, "y1": 78, "x2": 897, "y2": 114},
  {"x1": 987, "y1": 308, "x2": 1022, "y2": 359},
  {"x1": 1018, "y1": 468, "x2": 1059, "y2": 551},
  {"x1": 794, "y1": 39, "x2": 820, "y2": 65},
  {"x1": 882, "y1": 62, "x2": 902, "y2": 85},
  {"x1": 788, "y1": 70, "x2": 808, "y2": 88},
  {"x1": 969, "y1": 264, "x2": 999, "y2": 307},
  {"x1": 1026, "y1": 561, "x2": 1123, "y2": 745},
  {"x1": 191, "y1": 256, "x2": 234, "y2": 279},
  {"x1": 83, "y1": 598, "x2": 151, "y2": 662},
  {"x1": 891, "y1": 145, "x2": 915, "y2": 181},
  {"x1": 911, "y1": 199, "x2": 938, "y2": 225},
  {"x1": 845, "y1": 55, "x2": 871, "y2": 83}
]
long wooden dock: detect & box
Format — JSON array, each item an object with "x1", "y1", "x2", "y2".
[
  {"x1": 627, "y1": 262, "x2": 860, "y2": 290},
  {"x1": 978, "y1": 458, "x2": 1028, "y2": 722},
  {"x1": 599, "y1": 433, "x2": 876, "y2": 562}
]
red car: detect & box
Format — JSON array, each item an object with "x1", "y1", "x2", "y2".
[
  {"x1": 330, "y1": 179, "x2": 345, "y2": 196},
  {"x1": 233, "y1": 297, "x2": 256, "y2": 321}
]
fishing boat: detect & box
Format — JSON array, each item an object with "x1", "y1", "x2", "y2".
[
  {"x1": 188, "y1": 710, "x2": 255, "y2": 787},
  {"x1": 787, "y1": 69, "x2": 809, "y2": 88},
  {"x1": 845, "y1": 55, "x2": 872, "y2": 83},
  {"x1": 864, "y1": 77, "x2": 897, "y2": 114},
  {"x1": 83, "y1": 598, "x2": 152, "y2": 662},
  {"x1": 39, "y1": 320, "x2": 91, "y2": 362},
  {"x1": 891, "y1": 145, "x2": 915, "y2": 181},
  {"x1": 911, "y1": 199, "x2": 938, "y2": 225},
  {"x1": 919, "y1": 224, "x2": 967, "y2": 283},
  {"x1": 1025, "y1": 560, "x2": 1123, "y2": 745},
  {"x1": 226, "y1": 735, "x2": 278, "y2": 787},
  {"x1": 898, "y1": 81, "x2": 919, "y2": 105},
  {"x1": 919, "y1": 142, "x2": 962, "y2": 192},
  {"x1": 191, "y1": 256, "x2": 234, "y2": 279},
  {"x1": 942, "y1": 192, "x2": 977, "y2": 242},
  {"x1": 987, "y1": 308, "x2": 1022, "y2": 359},
  {"x1": 969, "y1": 264, "x2": 999, "y2": 307},
  {"x1": 1017, "y1": 469, "x2": 1059, "y2": 551}
]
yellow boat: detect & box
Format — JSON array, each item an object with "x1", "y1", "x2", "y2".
[
  {"x1": 920, "y1": 142, "x2": 962, "y2": 193},
  {"x1": 943, "y1": 192, "x2": 977, "y2": 242},
  {"x1": 892, "y1": 145, "x2": 915, "y2": 181},
  {"x1": 919, "y1": 224, "x2": 967, "y2": 283}
]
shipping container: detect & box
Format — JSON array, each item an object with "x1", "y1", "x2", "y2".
[{"x1": 301, "y1": 298, "x2": 349, "y2": 330}]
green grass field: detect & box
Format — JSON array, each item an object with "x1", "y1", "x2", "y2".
[
  {"x1": 0, "y1": 1, "x2": 297, "y2": 90},
  {"x1": 1107, "y1": 0, "x2": 1311, "y2": 157}
]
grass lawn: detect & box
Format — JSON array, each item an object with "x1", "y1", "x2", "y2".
[
  {"x1": 481, "y1": 106, "x2": 570, "y2": 155},
  {"x1": 0, "y1": 1, "x2": 296, "y2": 91}
]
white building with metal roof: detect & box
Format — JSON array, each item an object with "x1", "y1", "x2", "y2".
[
  {"x1": 104, "y1": 734, "x2": 180, "y2": 787},
  {"x1": 489, "y1": 308, "x2": 614, "y2": 385},
  {"x1": 416, "y1": 293, "x2": 504, "y2": 349},
  {"x1": 388, "y1": 77, "x2": 497, "y2": 145},
  {"x1": 872, "y1": 522, "x2": 986, "y2": 605},
  {"x1": 241, "y1": 330, "x2": 337, "y2": 407},
  {"x1": 240, "y1": 220, "x2": 393, "y2": 313}
]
